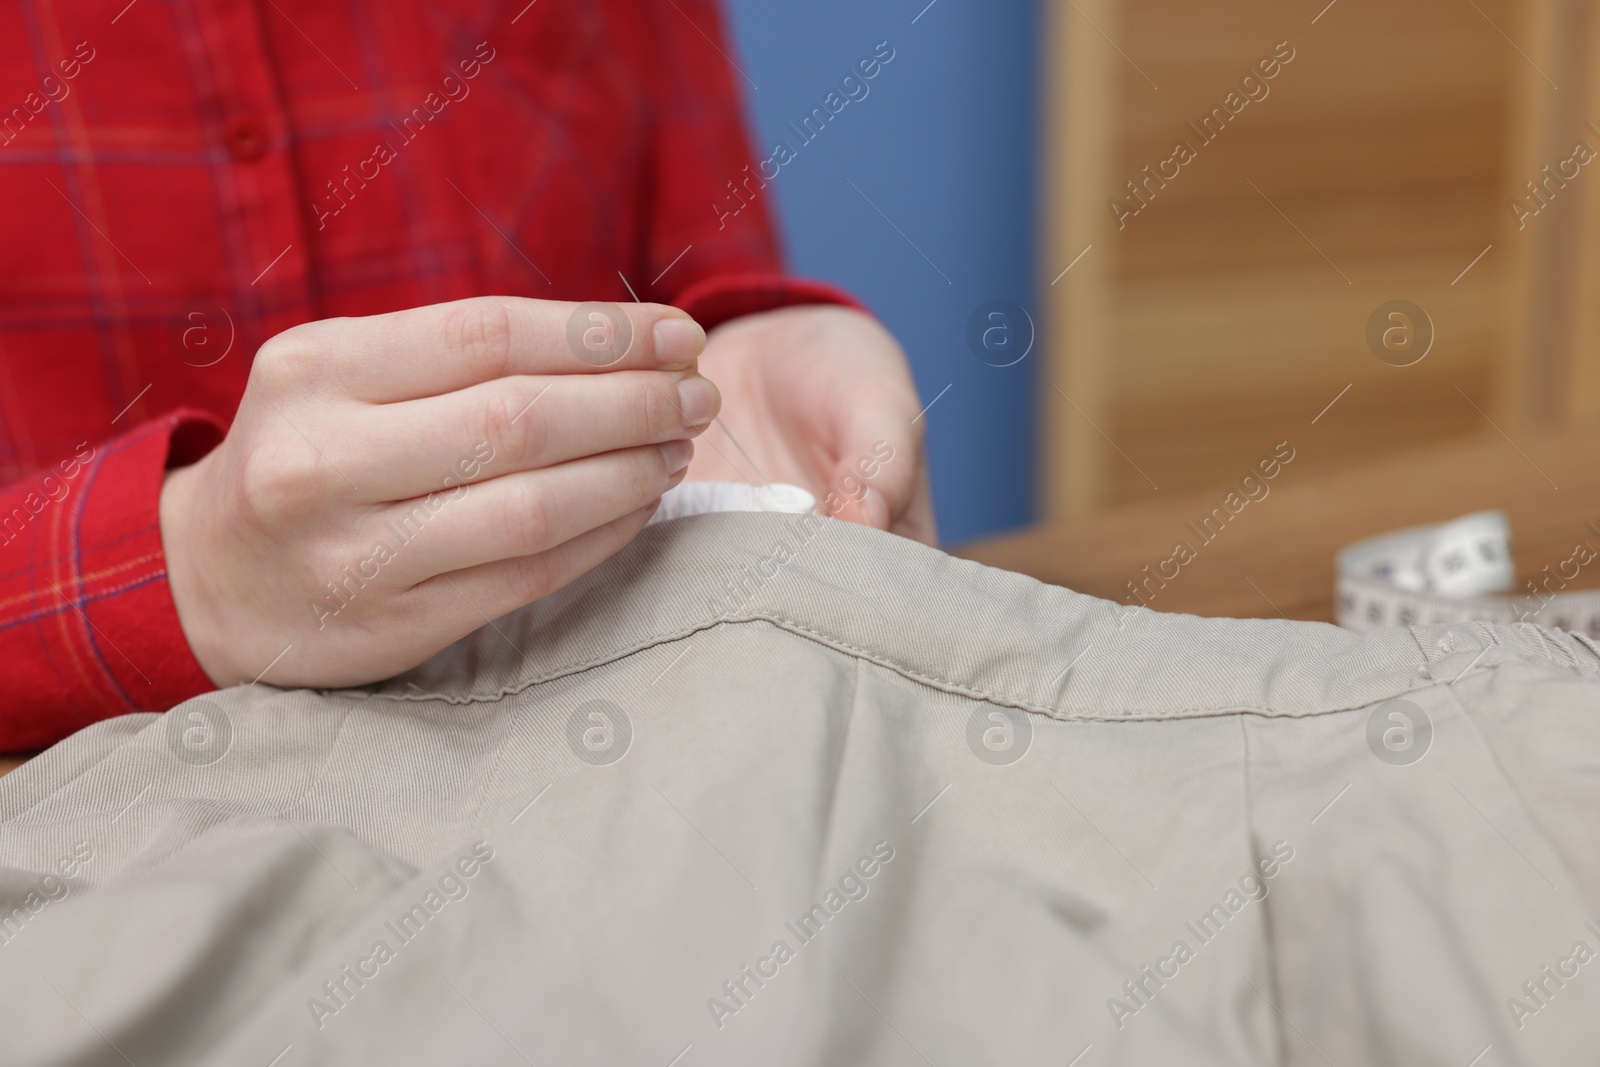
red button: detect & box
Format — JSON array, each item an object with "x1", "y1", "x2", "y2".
[{"x1": 223, "y1": 116, "x2": 269, "y2": 162}]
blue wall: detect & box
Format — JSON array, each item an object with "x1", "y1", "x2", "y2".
[{"x1": 719, "y1": 0, "x2": 1041, "y2": 545}]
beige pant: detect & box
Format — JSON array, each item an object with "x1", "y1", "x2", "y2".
[{"x1": 1, "y1": 512, "x2": 1598, "y2": 1065}]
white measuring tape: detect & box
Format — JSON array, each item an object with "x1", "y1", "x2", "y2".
[{"x1": 1337, "y1": 510, "x2": 1600, "y2": 635}]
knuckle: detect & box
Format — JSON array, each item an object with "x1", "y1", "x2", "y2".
[
  {"x1": 236, "y1": 441, "x2": 329, "y2": 526},
  {"x1": 388, "y1": 585, "x2": 435, "y2": 630},
  {"x1": 631, "y1": 447, "x2": 665, "y2": 499},
  {"x1": 370, "y1": 585, "x2": 429, "y2": 639},
  {"x1": 446, "y1": 298, "x2": 515, "y2": 377},
  {"x1": 480, "y1": 383, "x2": 549, "y2": 468},
  {"x1": 497, "y1": 478, "x2": 556, "y2": 553},
  {"x1": 500, "y1": 552, "x2": 554, "y2": 605},
  {"x1": 639, "y1": 377, "x2": 675, "y2": 439},
  {"x1": 251, "y1": 320, "x2": 330, "y2": 387},
  {"x1": 300, "y1": 540, "x2": 344, "y2": 586}
]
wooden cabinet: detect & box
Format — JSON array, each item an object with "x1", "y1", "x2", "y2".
[{"x1": 1041, "y1": 0, "x2": 1598, "y2": 518}]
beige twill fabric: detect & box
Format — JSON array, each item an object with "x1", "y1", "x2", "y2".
[{"x1": 1, "y1": 511, "x2": 1598, "y2": 1065}]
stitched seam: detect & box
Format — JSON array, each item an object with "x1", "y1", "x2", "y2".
[
  {"x1": 1569, "y1": 629, "x2": 1600, "y2": 667},
  {"x1": 1407, "y1": 626, "x2": 1434, "y2": 668},
  {"x1": 343, "y1": 611, "x2": 1452, "y2": 722}
]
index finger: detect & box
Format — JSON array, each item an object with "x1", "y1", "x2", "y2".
[{"x1": 299, "y1": 296, "x2": 707, "y2": 402}]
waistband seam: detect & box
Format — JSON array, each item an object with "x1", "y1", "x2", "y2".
[{"x1": 346, "y1": 610, "x2": 1450, "y2": 723}]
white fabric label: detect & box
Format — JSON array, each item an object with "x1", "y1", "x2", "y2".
[{"x1": 647, "y1": 480, "x2": 816, "y2": 526}]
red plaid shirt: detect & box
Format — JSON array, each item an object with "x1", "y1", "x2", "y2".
[{"x1": 0, "y1": 0, "x2": 854, "y2": 751}]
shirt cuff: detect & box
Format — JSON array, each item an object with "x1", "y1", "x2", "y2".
[
  {"x1": 0, "y1": 410, "x2": 223, "y2": 751},
  {"x1": 671, "y1": 273, "x2": 868, "y2": 332}
]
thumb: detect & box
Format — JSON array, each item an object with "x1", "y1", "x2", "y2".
[
  {"x1": 816, "y1": 370, "x2": 923, "y2": 530},
  {"x1": 823, "y1": 468, "x2": 891, "y2": 529},
  {"x1": 820, "y1": 436, "x2": 910, "y2": 531}
]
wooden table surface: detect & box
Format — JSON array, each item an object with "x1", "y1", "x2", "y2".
[
  {"x1": 959, "y1": 425, "x2": 1600, "y2": 621},
  {"x1": 4, "y1": 426, "x2": 1596, "y2": 778}
]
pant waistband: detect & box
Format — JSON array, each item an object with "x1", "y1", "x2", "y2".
[{"x1": 363, "y1": 513, "x2": 1600, "y2": 720}]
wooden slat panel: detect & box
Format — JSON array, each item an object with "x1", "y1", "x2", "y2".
[
  {"x1": 1040, "y1": 0, "x2": 1121, "y2": 518},
  {"x1": 1113, "y1": 258, "x2": 1494, "y2": 392},
  {"x1": 1107, "y1": 364, "x2": 1496, "y2": 503},
  {"x1": 1041, "y1": 0, "x2": 1522, "y2": 511},
  {"x1": 1497, "y1": 0, "x2": 1600, "y2": 427}
]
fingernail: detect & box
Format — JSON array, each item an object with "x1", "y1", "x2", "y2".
[
  {"x1": 654, "y1": 317, "x2": 706, "y2": 367},
  {"x1": 861, "y1": 485, "x2": 890, "y2": 529},
  {"x1": 659, "y1": 438, "x2": 693, "y2": 476},
  {"x1": 676, "y1": 375, "x2": 720, "y2": 427}
]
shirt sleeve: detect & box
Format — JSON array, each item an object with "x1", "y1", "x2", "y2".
[
  {"x1": 0, "y1": 412, "x2": 223, "y2": 752},
  {"x1": 636, "y1": 0, "x2": 866, "y2": 328}
]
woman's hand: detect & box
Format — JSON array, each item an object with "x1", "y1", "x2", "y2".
[
  {"x1": 160, "y1": 296, "x2": 720, "y2": 688},
  {"x1": 684, "y1": 305, "x2": 936, "y2": 544}
]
